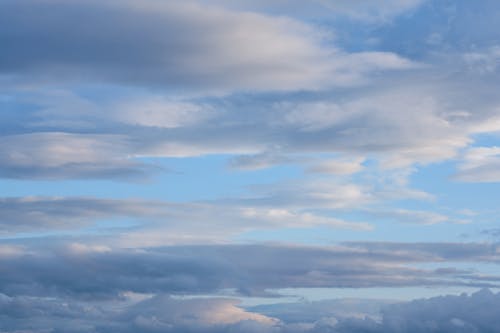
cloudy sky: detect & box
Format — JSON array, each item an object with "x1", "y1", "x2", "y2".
[{"x1": 2, "y1": 0, "x2": 500, "y2": 332}]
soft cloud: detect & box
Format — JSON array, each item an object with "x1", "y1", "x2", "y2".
[
  {"x1": 366, "y1": 208, "x2": 464, "y2": 225},
  {"x1": 2, "y1": 1, "x2": 500, "y2": 332},
  {"x1": 1, "y1": 243, "x2": 499, "y2": 299},
  {"x1": 0, "y1": 196, "x2": 370, "y2": 241},
  {"x1": 337, "y1": 289, "x2": 500, "y2": 333},
  {"x1": 200, "y1": 0, "x2": 427, "y2": 22},
  {"x1": 229, "y1": 152, "x2": 293, "y2": 171},
  {"x1": 0, "y1": 293, "x2": 278, "y2": 333},
  {"x1": 464, "y1": 46, "x2": 500, "y2": 74},
  {"x1": 115, "y1": 98, "x2": 212, "y2": 129},
  {"x1": 1, "y1": 282, "x2": 500, "y2": 332},
  {"x1": 0, "y1": 132, "x2": 155, "y2": 180},
  {"x1": 0, "y1": 0, "x2": 415, "y2": 93},
  {"x1": 1, "y1": 75, "x2": 490, "y2": 180},
  {"x1": 454, "y1": 146, "x2": 500, "y2": 183},
  {"x1": 307, "y1": 157, "x2": 365, "y2": 175}
]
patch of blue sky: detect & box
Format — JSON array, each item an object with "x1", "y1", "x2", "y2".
[
  {"x1": 0, "y1": 154, "x2": 302, "y2": 201},
  {"x1": 234, "y1": 217, "x2": 475, "y2": 245},
  {"x1": 369, "y1": 0, "x2": 500, "y2": 62},
  {"x1": 234, "y1": 227, "x2": 370, "y2": 246},
  {"x1": 411, "y1": 160, "x2": 500, "y2": 213},
  {"x1": 272, "y1": 286, "x2": 489, "y2": 302},
  {"x1": 469, "y1": 132, "x2": 500, "y2": 147}
]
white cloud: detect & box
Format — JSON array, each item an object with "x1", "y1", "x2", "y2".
[
  {"x1": 0, "y1": 132, "x2": 153, "y2": 179},
  {"x1": 455, "y1": 146, "x2": 500, "y2": 182},
  {"x1": 115, "y1": 98, "x2": 212, "y2": 128},
  {"x1": 307, "y1": 157, "x2": 365, "y2": 175},
  {"x1": 0, "y1": 196, "x2": 370, "y2": 243},
  {"x1": 366, "y1": 208, "x2": 463, "y2": 225},
  {"x1": 114, "y1": 204, "x2": 372, "y2": 247},
  {"x1": 200, "y1": 0, "x2": 427, "y2": 22},
  {"x1": 0, "y1": 133, "x2": 125, "y2": 167},
  {"x1": 464, "y1": 46, "x2": 500, "y2": 74},
  {"x1": 127, "y1": 295, "x2": 278, "y2": 327}
]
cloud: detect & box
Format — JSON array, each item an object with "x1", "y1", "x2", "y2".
[
  {"x1": 0, "y1": 1, "x2": 499, "y2": 184},
  {"x1": 0, "y1": 293, "x2": 278, "y2": 333},
  {"x1": 0, "y1": 83, "x2": 473, "y2": 180},
  {"x1": 365, "y1": 208, "x2": 466, "y2": 225},
  {"x1": 114, "y1": 98, "x2": 213, "y2": 129},
  {"x1": 329, "y1": 289, "x2": 500, "y2": 333},
  {"x1": 0, "y1": 197, "x2": 164, "y2": 234},
  {"x1": 0, "y1": 0, "x2": 415, "y2": 93},
  {"x1": 342, "y1": 241, "x2": 500, "y2": 262},
  {"x1": 229, "y1": 152, "x2": 293, "y2": 171},
  {"x1": 199, "y1": 0, "x2": 427, "y2": 22},
  {"x1": 454, "y1": 147, "x2": 500, "y2": 183},
  {"x1": 463, "y1": 46, "x2": 500, "y2": 74},
  {"x1": 2, "y1": 2, "x2": 500, "y2": 332},
  {"x1": 0, "y1": 240, "x2": 499, "y2": 331},
  {"x1": 124, "y1": 295, "x2": 277, "y2": 327},
  {"x1": 2, "y1": 284, "x2": 500, "y2": 332},
  {"x1": 249, "y1": 298, "x2": 396, "y2": 323},
  {"x1": 0, "y1": 132, "x2": 157, "y2": 180},
  {"x1": 306, "y1": 157, "x2": 365, "y2": 175},
  {"x1": 234, "y1": 175, "x2": 432, "y2": 213},
  {"x1": 1, "y1": 243, "x2": 499, "y2": 299},
  {"x1": 1, "y1": 68, "x2": 494, "y2": 180},
  {"x1": 0, "y1": 196, "x2": 370, "y2": 241}
]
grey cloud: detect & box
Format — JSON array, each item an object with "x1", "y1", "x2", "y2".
[
  {"x1": 0, "y1": 0, "x2": 412, "y2": 92},
  {"x1": 0, "y1": 293, "x2": 280, "y2": 333},
  {"x1": 342, "y1": 241, "x2": 500, "y2": 262},
  {"x1": 0, "y1": 197, "x2": 164, "y2": 234},
  {"x1": 481, "y1": 228, "x2": 500, "y2": 238},
  {"x1": 0, "y1": 246, "x2": 228, "y2": 298},
  {"x1": 0, "y1": 0, "x2": 320, "y2": 91},
  {"x1": 2, "y1": 287, "x2": 500, "y2": 333},
  {"x1": 363, "y1": 289, "x2": 500, "y2": 333},
  {"x1": 1, "y1": 243, "x2": 499, "y2": 299},
  {"x1": 228, "y1": 152, "x2": 293, "y2": 171},
  {"x1": 264, "y1": 289, "x2": 500, "y2": 333}
]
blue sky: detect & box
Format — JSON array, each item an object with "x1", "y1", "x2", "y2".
[{"x1": 2, "y1": 1, "x2": 500, "y2": 332}]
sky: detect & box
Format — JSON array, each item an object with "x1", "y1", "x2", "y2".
[{"x1": 2, "y1": 0, "x2": 500, "y2": 332}]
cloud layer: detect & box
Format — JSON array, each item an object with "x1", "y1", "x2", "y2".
[
  {"x1": 2, "y1": 285, "x2": 500, "y2": 332},
  {"x1": 1, "y1": 243, "x2": 498, "y2": 299},
  {"x1": 2, "y1": 1, "x2": 500, "y2": 332}
]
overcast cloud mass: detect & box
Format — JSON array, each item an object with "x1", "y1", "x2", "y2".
[{"x1": 2, "y1": 0, "x2": 500, "y2": 332}]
